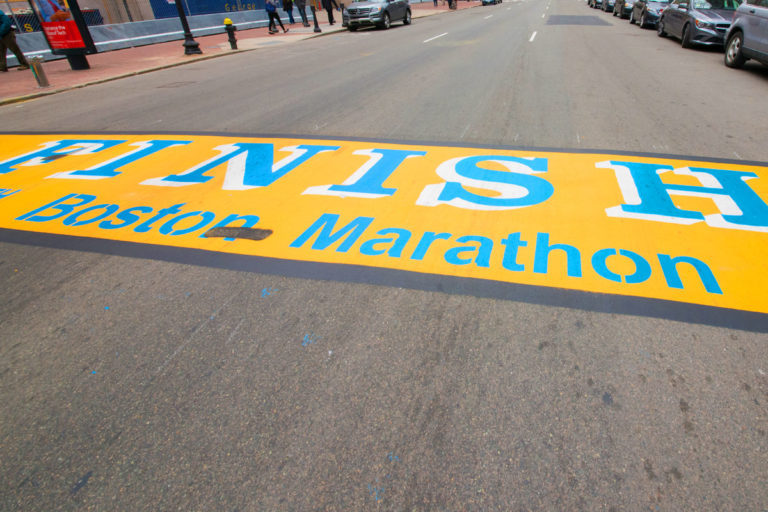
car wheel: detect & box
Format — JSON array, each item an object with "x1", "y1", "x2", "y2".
[
  {"x1": 380, "y1": 12, "x2": 390, "y2": 29},
  {"x1": 657, "y1": 17, "x2": 667, "y2": 37},
  {"x1": 681, "y1": 23, "x2": 692, "y2": 48},
  {"x1": 348, "y1": 25, "x2": 358, "y2": 31},
  {"x1": 403, "y1": 8, "x2": 411, "y2": 24},
  {"x1": 724, "y1": 31, "x2": 747, "y2": 68},
  {"x1": 639, "y1": 12, "x2": 647, "y2": 28},
  {"x1": 629, "y1": 10, "x2": 635, "y2": 23}
]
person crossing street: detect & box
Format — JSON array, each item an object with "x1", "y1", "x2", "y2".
[
  {"x1": 265, "y1": 0, "x2": 289, "y2": 33},
  {"x1": 1, "y1": 10, "x2": 30, "y2": 72}
]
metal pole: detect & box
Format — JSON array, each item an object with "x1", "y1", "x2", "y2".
[
  {"x1": 29, "y1": 56, "x2": 49, "y2": 87},
  {"x1": 310, "y1": 4, "x2": 321, "y2": 32},
  {"x1": 121, "y1": 0, "x2": 134, "y2": 21},
  {"x1": 173, "y1": 0, "x2": 201, "y2": 54}
]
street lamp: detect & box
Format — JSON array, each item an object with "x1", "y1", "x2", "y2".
[{"x1": 173, "y1": 0, "x2": 202, "y2": 55}]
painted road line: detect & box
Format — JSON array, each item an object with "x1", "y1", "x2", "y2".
[
  {"x1": 529, "y1": 31, "x2": 537, "y2": 41},
  {"x1": 1, "y1": 133, "x2": 767, "y2": 328},
  {"x1": 423, "y1": 32, "x2": 448, "y2": 43},
  {"x1": 485, "y1": 14, "x2": 494, "y2": 19}
]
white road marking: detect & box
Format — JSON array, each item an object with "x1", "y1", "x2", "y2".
[
  {"x1": 542, "y1": 12, "x2": 546, "y2": 17},
  {"x1": 424, "y1": 32, "x2": 448, "y2": 43},
  {"x1": 485, "y1": 14, "x2": 494, "y2": 18},
  {"x1": 529, "y1": 31, "x2": 537, "y2": 42}
]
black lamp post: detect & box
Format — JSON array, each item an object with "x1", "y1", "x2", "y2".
[{"x1": 174, "y1": 0, "x2": 202, "y2": 55}]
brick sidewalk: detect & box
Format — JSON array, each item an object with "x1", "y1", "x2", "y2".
[{"x1": 0, "y1": 1, "x2": 479, "y2": 106}]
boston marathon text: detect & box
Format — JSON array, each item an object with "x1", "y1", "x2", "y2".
[{"x1": 15, "y1": 194, "x2": 723, "y2": 295}]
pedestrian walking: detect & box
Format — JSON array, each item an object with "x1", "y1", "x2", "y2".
[
  {"x1": 322, "y1": 0, "x2": 335, "y2": 24},
  {"x1": 265, "y1": 0, "x2": 288, "y2": 33},
  {"x1": 295, "y1": 0, "x2": 310, "y2": 26},
  {"x1": 1, "y1": 10, "x2": 29, "y2": 72},
  {"x1": 282, "y1": 0, "x2": 296, "y2": 24},
  {"x1": 433, "y1": 0, "x2": 437, "y2": 6}
]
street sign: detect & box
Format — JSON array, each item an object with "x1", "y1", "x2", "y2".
[{"x1": 27, "y1": 0, "x2": 96, "y2": 65}]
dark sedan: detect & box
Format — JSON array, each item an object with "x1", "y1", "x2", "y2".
[
  {"x1": 588, "y1": 0, "x2": 604, "y2": 9},
  {"x1": 630, "y1": 0, "x2": 670, "y2": 26},
  {"x1": 602, "y1": 0, "x2": 617, "y2": 11},
  {"x1": 657, "y1": 0, "x2": 741, "y2": 47}
]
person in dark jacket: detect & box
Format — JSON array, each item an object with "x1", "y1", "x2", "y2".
[
  {"x1": 1, "y1": 10, "x2": 29, "y2": 71},
  {"x1": 282, "y1": 0, "x2": 296, "y2": 24},
  {"x1": 265, "y1": 0, "x2": 289, "y2": 33}
]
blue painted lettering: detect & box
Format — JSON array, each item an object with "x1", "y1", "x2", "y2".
[
  {"x1": 658, "y1": 254, "x2": 722, "y2": 294},
  {"x1": 0, "y1": 140, "x2": 125, "y2": 175},
  {"x1": 49, "y1": 140, "x2": 190, "y2": 180},
  {"x1": 142, "y1": 143, "x2": 338, "y2": 189},
  {"x1": 289, "y1": 213, "x2": 374, "y2": 252},
  {"x1": 305, "y1": 148, "x2": 426, "y2": 198},
  {"x1": 599, "y1": 161, "x2": 768, "y2": 232},
  {"x1": 592, "y1": 248, "x2": 652, "y2": 284},
  {"x1": 16, "y1": 194, "x2": 96, "y2": 222},
  {"x1": 359, "y1": 228, "x2": 412, "y2": 257},
  {"x1": 417, "y1": 155, "x2": 553, "y2": 210},
  {"x1": 444, "y1": 235, "x2": 493, "y2": 267},
  {"x1": 533, "y1": 233, "x2": 582, "y2": 277}
]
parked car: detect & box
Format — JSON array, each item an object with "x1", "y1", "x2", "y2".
[
  {"x1": 657, "y1": 0, "x2": 741, "y2": 47},
  {"x1": 482, "y1": 0, "x2": 502, "y2": 5},
  {"x1": 342, "y1": 0, "x2": 412, "y2": 30},
  {"x1": 724, "y1": 0, "x2": 768, "y2": 67},
  {"x1": 630, "y1": 0, "x2": 670, "y2": 26},
  {"x1": 588, "y1": 0, "x2": 604, "y2": 9},
  {"x1": 614, "y1": 0, "x2": 636, "y2": 18},
  {"x1": 602, "y1": 0, "x2": 617, "y2": 11}
]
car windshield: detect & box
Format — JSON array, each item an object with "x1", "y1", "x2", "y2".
[{"x1": 691, "y1": 0, "x2": 740, "y2": 8}]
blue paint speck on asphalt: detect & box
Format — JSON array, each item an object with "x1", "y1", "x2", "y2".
[{"x1": 261, "y1": 287, "x2": 279, "y2": 298}]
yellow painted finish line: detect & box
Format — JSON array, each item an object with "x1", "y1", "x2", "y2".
[{"x1": 1, "y1": 133, "x2": 767, "y2": 315}]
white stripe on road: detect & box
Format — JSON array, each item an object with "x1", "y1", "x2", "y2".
[
  {"x1": 424, "y1": 32, "x2": 448, "y2": 43},
  {"x1": 484, "y1": 14, "x2": 494, "y2": 18},
  {"x1": 542, "y1": 12, "x2": 546, "y2": 17},
  {"x1": 529, "y1": 31, "x2": 537, "y2": 42}
]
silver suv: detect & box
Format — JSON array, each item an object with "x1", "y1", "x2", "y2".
[
  {"x1": 724, "y1": 0, "x2": 768, "y2": 67},
  {"x1": 342, "y1": 0, "x2": 412, "y2": 30}
]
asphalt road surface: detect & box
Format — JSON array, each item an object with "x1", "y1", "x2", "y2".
[{"x1": 1, "y1": 0, "x2": 767, "y2": 510}]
